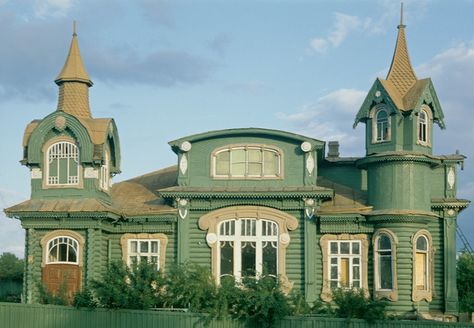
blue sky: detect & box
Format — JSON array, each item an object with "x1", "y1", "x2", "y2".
[{"x1": 1, "y1": 0, "x2": 473, "y2": 257}]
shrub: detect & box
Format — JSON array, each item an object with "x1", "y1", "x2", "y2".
[
  {"x1": 332, "y1": 288, "x2": 387, "y2": 323},
  {"x1": 72, "y1": 286, "x2": 97, "y2": 308},
  {"x1": 458, "y1": 251, "x2": 474, "y2": 313},
  {"x1": 37, "y1": 280, "x2": 69, "y2": 305}
]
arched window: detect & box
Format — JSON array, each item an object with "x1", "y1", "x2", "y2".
[
  {"x1": 217, "y1": 218, "x2": 278, "y2": 282},
  {"x1": 418, "y1": 109, "x2": 428, "y2": 144},
  {"x1": 213, "y1": 145, "x2": 281, "y2": 178},
  {"x1": 46, "y1": 236, "x2": 79, "y2": 264},
  {"x1": 373, "y1": 230, "x2": 398, "y2": 301},
  {"x1": 46, "y1": 141, "x2": 79, "y2": 185},
  {"x1": 376, "y1": 109, "x2": 389, "y2": 142},
  {"x1": 415, "y1": 235, "x2": 429, "y2": 290}
]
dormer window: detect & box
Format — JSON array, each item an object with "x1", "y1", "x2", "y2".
[
  {"x1": 100, "y1": 150, "x2": 110, "y2": 191},
  {"x1": 370, "y1": 106, "x2": 391, "y2": 144},
  {"x1": 417, "y1": 107, "x2": 430, "y2": 146},
  {"x1": 212, "y1": 145, "x2": 281, "y2": 179},
  {"x1": 46, "y1": 141, "x2": 79, "y2": 186}
]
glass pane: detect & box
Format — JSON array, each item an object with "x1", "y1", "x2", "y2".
[
  {"x1": 340, "y1": 242, "x2": 350, "y2": 254},
  {"x1": 352, "y1": 242, "x2": 360, "y2": 255},
  {"x1": 241, "y1": 242, "x2": 256, "y2": 277},
  {"x1": 59, "y1": 243, "x2": 68, "y2": 261},
  {"x1": 416, "y1": 252, "x2": 427, "y2": 289},
  {"x1": 330, "y1": 242, "x2": 338, "y2": 254},
  {"x1": 140, "y1": 241, "x2": 149, "y2": 253},
  {"x1": 49, "y1": 245, "x2": 58, "y2": 262},
  {"x1": 59, "y1": 158, "x2": 68, "y2": 184},
  {"x1": 330, "y1": 281, "x2": 338, "y2": 288},
  {"x1": 248, "y1": 163, "x2": 262, "y2": 176},
  {"x1": 352, "y1": 264, "x2": 360, "y2": 282},
  {"x1": 262, "y1": 241, "x2": 277, "y2": 276},
  {"x1": 151, "y1": 256, "x2": 158, "y2": 264},
  {"x1": 69, "y1": 248, "x2": 77, "y2": 263},
  {"x1": 263, "y1": 151, "x2": 278, "y2": 176},
  {"x1": 379, "y1": 255, "x2": 392, "y2": 289},
  {"x1": 216, "y1": 151, "x2": 230, "y2": 175},
  {"x1": 340, "y1": 258, "x2": 349, "y2": 288},
  {"x1": 140, "y1": 256, "x2": 148, "y2": 263},
  {"x1": 248, "y1": 149, "x2": 261, "y2": 162},
  {"x1": 130, "y1": 241, "x2": 137, "y2": 253},
  {"x1": 378, "y1": 235, "x2": 391, "y2": 250},
  {"x1": 231, "y1": 163, "x2": 245, "y2": 176},
  {"x1": 130, "y1": 256, "x2": 138, "y2": 265},
  {"x1": 377, "y1": 110, "x2": 387, "y2": 121},
  {"x1": 241, "y1": 219, "x2": 256, "y2": 236},
  {"x1": 416, "y1": 237, "x2": 427, "y2": 251},
  {"x1": 330, "y1": 265, "x2": 338, "y2": 279},
  {"x1": 151, "y1": 241, "x2": 159, "y2": 253},
  {"x1": 220, "y1": 241, "x2": 234, "y2": 276},
  {"x1": 330, "y1": 257, "x2": 337, "y2": 265},
  {"x1": 353, "y1": 258, "x2": 360, "y2": 265},
  {"x1": 352, "y1": 281, "x2": 360, "y2": 288},
  {"x1": 231, "y1": 149, "x2": 246, "y2": 163}
]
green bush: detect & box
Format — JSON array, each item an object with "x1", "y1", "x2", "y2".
[
  {"x1": 37, "y1": 280, "x2": 69, "y2": 305},
  {"x1": 72, "y1": 286, "x2": 97, "y2": 308},
  {"x1": 458, "y1": 251, "x2": 474, "y2": 313},
  {"x1": 0, "y1": 252, "x2": 24, "y2": 281},
  {"x1": 332, "y1": 288, "x2": 387, "y2": 323}
]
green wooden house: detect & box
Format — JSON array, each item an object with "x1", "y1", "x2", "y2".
[{"x1": 5, "y1": 17, "x2": 470, "y2": 320}]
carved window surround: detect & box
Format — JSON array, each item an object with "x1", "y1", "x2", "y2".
[
  {"x1": 120, "y1": 233, "x2": 168, "y2": 272},
  {"x1": 412, "y1": 229, "x2": 434, "y2": 302},
  {"x1": 372, "y1": 229, "x2": 399, "y2": 301}
]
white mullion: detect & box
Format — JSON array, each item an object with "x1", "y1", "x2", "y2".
[
  {"x1": 255, "y1": 220, "x2": 263, "y2": 276},
  {"x1": 234, "y1": 220, "x2": 241, "y2": 282}
]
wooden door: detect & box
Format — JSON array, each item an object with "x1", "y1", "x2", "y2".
[{"x1": 42, "y1": 264, "x2": 81, "y2": 301}]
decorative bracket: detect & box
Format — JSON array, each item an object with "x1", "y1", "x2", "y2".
[
  {"x1": 304, "y1": 198, "x2": 317, "y2": 220},
  {"x1": 176, "y1": 197, "x2": 189, "y2": 219}
]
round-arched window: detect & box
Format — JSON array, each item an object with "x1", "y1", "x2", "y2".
[{"x1": 47, "y1": 236, "x2": 79, "y2": 264}]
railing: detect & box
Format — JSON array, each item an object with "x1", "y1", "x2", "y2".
[{"x1": 1, "y1": 302, "x2": 473, "y2": 328}]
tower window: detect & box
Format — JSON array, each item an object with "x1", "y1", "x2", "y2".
[
  {"x1": 418, "y1": 109, "x2": 428, "y2": 144},
  {"x1": 411, "y1": 230, "x2": 433, "y2": 302},
  {"x1": 46, "y1": 141, "x2": 79, "y2": 185},
  {"x1": 376, "y1": 109, "x2": 389, "y2": 142}
]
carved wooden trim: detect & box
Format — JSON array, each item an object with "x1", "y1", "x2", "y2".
[{"x1": 120, "y1": 233, "x2": 168, "y2": 272}]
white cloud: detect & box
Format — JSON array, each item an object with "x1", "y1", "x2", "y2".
[
  {"x1": 34, "y1": 0, "x2": 75, "y2": 18},
  {"x1": 310, "y1": 13, "x2": 371, "y2": 53},
  {"x1": 0, "y1": 188, "x2": 27, "y2": 258},
  {"x1": 277, "y1": 88, "x2": 366, "y2": 156}
]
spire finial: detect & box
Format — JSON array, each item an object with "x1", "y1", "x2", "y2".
[
  {"x1": 398, "y1": 3, "x2": 405, "y2": 29},
  {"x1": 73, "y1": 21, "x2": 77, "y2": 36}
]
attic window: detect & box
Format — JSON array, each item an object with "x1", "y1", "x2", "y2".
[
  {"x1": 370, "y1": 106, "x2": 391, "y2": 144},
  {"x1": 212, "y1": 145, "x2": 281, "y2": 179},
  {"x1": 46, "y1": 141, "x2": 79, "y2": 186}
]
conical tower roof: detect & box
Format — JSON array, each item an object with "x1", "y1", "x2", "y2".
[
  {"x1": 55, "y1": 22, "x2": 93, "y2": 86},
  {"x1": 385, "y1": 3, "x2": 417, "y2": 97}
]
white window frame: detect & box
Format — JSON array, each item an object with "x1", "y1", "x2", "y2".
[
  {"x1": 411, "y1": 230, "x2": 433, "y2": 302},
  {"x1": 46, "y1": 141, "x2": 80, "y2": 186},
  {"x1": 100, "y1": 150, "x2": 110, "y2": 191},
  {"x1": 373, "y1": 229, "x2": 398, "y2": 301},
  {"x1": 417, "y1": 106, "x2": 431, "y2": 146},
  {"x1": 370, "y1": 106, "x2": 391, "y2": 144},
  {"x1": 328, "y1": 240, "x2": 362, "y2": 289},
  {"x1": 217, "y1": 218, "x2": 278, "y2": 283},
  {"x1": 127, "y1": 239, "x2": 161, "y2": 271},
  {"x1": 212, "y1": 145, "x2": 282, "y2": 179},
  {"x1": 46, "y1": 236, "x2": 79, "y2": 265}
]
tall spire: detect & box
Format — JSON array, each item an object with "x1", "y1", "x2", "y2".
[
  {"x1": 55, "y1": 22, "x2": 93, "y2": 119},
  {"x1": 386, "y1": 2, "x2": 417, "y2": 96}
]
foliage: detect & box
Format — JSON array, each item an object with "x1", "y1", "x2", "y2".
[
  {"x1": 332, "y1": 288, "x2": 387, "y2": 323},
  {"x1": 91, "y1": 261, "x2": 162, "y2": 309},
  {"x1": 0, "y1": 252, "x2": 24, "y2": 281},
  {"x1": 457, "y1": 251, "x2": 474, "y2": 313},
  {"x1": 37, "y1": 280, "x2": 69, "y2": 305},
  {"x1": 161, "y1": 262, "x2": 217, "y2": 312},
  {"x1": 72, "y1": 286, "x2": 97, "y2": 308}
]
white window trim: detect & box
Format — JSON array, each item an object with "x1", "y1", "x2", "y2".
[
  {"x1": 372, "y1": 229, "x2": 398, "y2": 301},
  {"x1": 100, "y1": 149, "x2": 110, "y2": 191},
  {"x1": 46, "y1": 141, "x2": 79, "y2": 186},
  {"x1": 370, "y1": 105, "x2": 391, "y2": 144},
  {"x1": 411, "y1": 229, "x2": 434, "y2": 302},
  {"x1": 216, "y1": 218, "x2": 278, "y2": 283},
  {"x1": 211, "y1": 144, "x2": 283, "y2": 180},
  {"x1": 320, "y1": 234, "x2": 369, "y2": 302},
  {"x1": 328, "y1": 240, "x2": 362, "y2": 289},
  {"x1": 120, "y1": 233, "x2": 168, "y2": 272},
  {"x1": 40, "y1": 230, "x2": 85, "y2": 267},
  {"x1": 127, "y1": 239, "x2": 161, "y2": 270},
  {"x1": 417, "y1": 105, "x2": 432, "y2": 147}
]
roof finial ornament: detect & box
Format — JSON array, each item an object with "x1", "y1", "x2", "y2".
[
  {"x1": 73, "y1": 20, "x2": 77, "y2": 37},
  {"x1": 398, "y1": 2, "x2": 405, "y2": 29}
]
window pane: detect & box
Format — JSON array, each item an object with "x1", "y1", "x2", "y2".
[
  {"x1": 416, "y1": 252, "x2": 427, "y2": 289},
  {"x1": 352, "y1": 281, "x2": 360, "y2": 288},
  {"x1": 330, "y1": 242, "x2": 338, "y2": 254},
  {"x1": 59, "y1": 243, "x2": 68, "y2": 261},
  {"x1": 378, "y1": 235, "x2": 391, "y2": 250},
  {"x1": 140, "y1": 241, "x2": 149, "y2": 253},
  {"x1": 330, "y1": 265, "x2": 338, "y2": 280},
  {"x1": 330, "y1": 281, "x2": 338, "y2": 288},
  {"x1": 340, "y1": 242, "x2": 350, "y2": 254},
  {"x1": 416, "y1": 237, "x2": 427, "y2": 251},
  {"x1": 330, "y1": 257, "x2": 337, "y2": 265},
  {"x1": 220, "y1": 241, "x2": 234, "y2": 276},
  {"x1": 140, "y1": 256, "x2": 148, "y2": 263},
  {"x1": 130, "y1": 241, "x2": 137, "y2": 253},
  {"x1": 241, "y1": 242, "x2": 256, "y2": 277},
  {"x1": 248, "y1": 163, "x2": 262, "y2": 176},
  {"x1": 352, "y1": 242, "x2": 360, "y2": 255},
  {"x1": 248, "y1": 149, "x2": 261, "y2": 162},
  {"x1": 130, "y1": 256, "x2": 137, "y2": 265},
  {"x1": 262, "y1": 242, "x2": 277, "y2": 276},
  {"x1": 231, "y1": 163, "x2": 245, "y2": 176},
  {"x1": 231, "y1": 149, "x2": 246, "y2": 163},
  {"x1": 352, "y1": 264, "x2": 360, "y2": 282},
  {"x1": 151, "y1": 241, "x2": 159, "y2": 253},
  {"x1": 340, "y1": 258, "x2": 349, "y2": 288},
  {"x1": 49, "y1": 245, "x2": 58, "y2": 262},
  {"x1": 263, "y1": 151, "x2": 278, "y2": 176},
  {"x1": 379, "y1": 255, "x2": 392, "y2": 289},
  {"x1": 59, "y1": 158, "x2": 68, "y2": 184},
  {"x1": 216, "y1": 151, "x2": 230, "y2": 175}
]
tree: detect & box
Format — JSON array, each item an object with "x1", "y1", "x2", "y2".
[
  {"x1": 0, "y1": 252, "x2": 23, "y2": 281},
  {"x1": 457, "y1": 251, "x2": 474, "y2": 313}
]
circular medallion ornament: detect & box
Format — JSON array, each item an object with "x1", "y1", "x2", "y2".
[
  {"x1": 206, "y1": 233, "x2": 217, "y2": 245},
  {"x1": 300, "y1": 141, "x2": 312, "y2": 152},
  {"x1": 447, "y1": 209, "x2": 455, "y2": 217},
  {"x1": 305, "y1": 198, "x2": 315, "y2": 206},
  {"x1": 55, "y1": 116, "x2": 66, "y2": 131},
  {"x1": 178, "y1": 198, "x2": 188, "y2": 206},
  {"x1": 180, "y1": 141, "x2": 192, "y2": 152},
  {"x1": 375, "y1": 90, "x2": 381, "y2": 98},
  {"x1": 280, "y1": 233, "x2": 290, "y2": 245}
]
